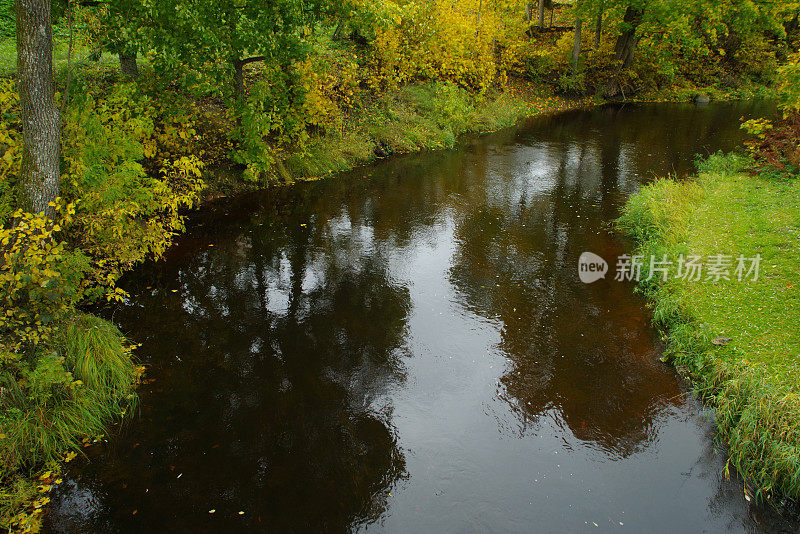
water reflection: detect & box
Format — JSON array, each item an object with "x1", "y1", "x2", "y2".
[
  {"x1": 50, "y1": 195, "x2": 411, "y2": 532},
  {"x1": 447, "y1": 111, "x2": 683, "y2": 457},
  {"x1": 47, "y1": 102, "x2": 796, "y2": 533}
]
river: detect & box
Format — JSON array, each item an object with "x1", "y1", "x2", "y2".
[{"x1": 46, "y1": 101, "x2": 797, "y2": 533}]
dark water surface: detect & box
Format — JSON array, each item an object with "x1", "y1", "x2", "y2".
[{"x1": 47, "y1": 102, "x2": 797, "y2": 533}]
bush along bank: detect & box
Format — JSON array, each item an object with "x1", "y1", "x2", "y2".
[
  {"x1": 617, "y1": 152, "x2": 800, "y2": 503},
  {"x1": 0, "y1": 71, "x2": 203, "y2": 531}
]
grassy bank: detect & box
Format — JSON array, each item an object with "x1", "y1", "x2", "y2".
[
  {"x1": 283, "y1": 81, "x2": 580, "y2": 181},
  {"x1": 177, "y1": 78, "x2": 586, "y2": 199},
  {"x1": 617, "y1": 153, "x2": 800, "y2": 501},
  {"x1": 631, "y1": 83, "x2": 775, "y2": 103},
  {"x1": 0, "y1": 309, "x2": 141, "y2": 532}
]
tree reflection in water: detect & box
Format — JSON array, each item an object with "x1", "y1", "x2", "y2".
[
  {"x1": 49, "y1": 191, "x2": 412, "y2": 533},
  {"x1": 447, "y1": 110, "x2": 684, "y2": 457}
]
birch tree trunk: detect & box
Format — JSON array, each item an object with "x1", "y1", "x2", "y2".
[{"x1": 16, "y1": 0, "x2": 60, "y2": 218}]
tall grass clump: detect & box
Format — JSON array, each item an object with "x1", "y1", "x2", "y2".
[
  {"x1": 1, "y1": 312, "x2": 139, "y2": 469},
  {"x1": 0, "y1": 313, "x2": 140, "y2": 531},
  {"x1": 617, "y1": 152, "x2": 800, "y2": 502}
]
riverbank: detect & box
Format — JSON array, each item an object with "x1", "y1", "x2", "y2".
[
  {"x1": 0, "y1": 72, "x2": 587, "y2": 532},
  {"x1": 617, "y1": 152, "x2": 800, "y2": 502},
  {"x1": 203, "y1": 78, "x2": 592, "y2": 198},
  {"x1": 0, "y1": 67, "x2": 776, "y2": 530},
  {"x1": 630, "y1": 84, "x2": 774, "y2": 104}
]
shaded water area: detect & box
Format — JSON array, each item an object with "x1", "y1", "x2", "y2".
[{"x1": 47, "y1": 102, "x2": 797, "y2": 533}]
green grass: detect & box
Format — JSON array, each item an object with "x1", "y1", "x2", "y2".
[
  {"x1": 1, "y1": 314, "x2": 138, "y2": 469},
  {"x1": 617, "y1": 152, "x2": 800, "y2": 501},
  {"x1": 1, "y1": 313, "x2": 140, "y2": 532},
  {"x1": 0, "y1": 38, "x2": 13, "y2": 75},
  {"x1": 0, "y1": 35, "x2": 136, "y2": 77}
]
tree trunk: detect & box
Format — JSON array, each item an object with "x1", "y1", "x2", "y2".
[
  {"x1": 572, "y1": 16, "x2": 582, "y2": 70},
  {"x1": 233, "y1": 59, "x2": 244, "y2": 100},
  {"x1": 614, "y1": 6, "x2": 643, "y2": 68},
  {"x1": 572, "y1": 2, "x2": 583, "y2": 71},
  {"x1": 119, "y1": 52, "x2": 139, "y2": 77},
  {"x1": 525, "y1": 1, "x2": 533, "y2": 22},
  {"x1": 332, "y1": 20, "x2": 343, "y2": 40},
  {"x1": 594, "y1": 3, "x2": 603, "y2": 48},
  {"x1": 605, "y1": 6, "x2": 644, "y2": 98},
  {"x1": 537, "y1": 0, "x2": 545, "y2": 27},
  {"x1": 16, "y1": 0, "x2": 60, "y2": 218}
]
